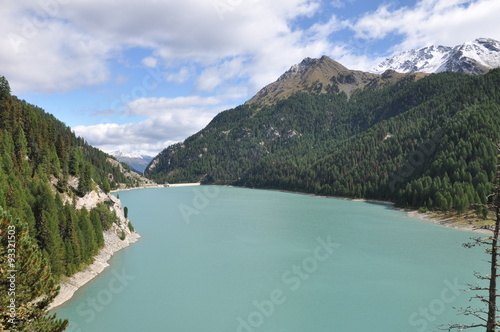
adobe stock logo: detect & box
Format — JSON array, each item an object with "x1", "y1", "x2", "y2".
[
  {"x1": 387, "y1": 128, "x2": 444, "y2": 192},
  {"x1": 110, "y1": 66, "x2": 169, "y2": 112},
  {"x1": 212, "y1": 0, "x2": 245, "y2": 21},
  {"x1": 8, "y1": 0, "x2": 70, "y2": 53},
  {"x1": 211, "y1": 0, "x2": 260, "y2": 21},
  {"x1": 65, "y1": 268, "x2": 135, "y2": 332},
  {"x1": 236, "y1": 235, "x2": 340, "y2": 332},
  {"x1": 178, "y1": 186, "x2": 221, "y2": 225},
  {"x1": 404, "y1": 278, "x2": 465, "y2": 332}
]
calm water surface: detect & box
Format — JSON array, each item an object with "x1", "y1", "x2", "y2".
[{"x1": 56, "y1": 186, "x2": 485, "y2": 331}]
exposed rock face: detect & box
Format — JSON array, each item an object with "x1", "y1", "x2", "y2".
[
  {"x1": 246, "y1": 55, "x2": 425, "y2": 105},
  {"x1": 49, "y1": 187, "x2": 141, "y2": 310}
]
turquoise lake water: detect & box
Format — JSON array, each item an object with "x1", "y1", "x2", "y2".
[{"x1": 55, "y1": 186, "x2": 486, "y2": 331}]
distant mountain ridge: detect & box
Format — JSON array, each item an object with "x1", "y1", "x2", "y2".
[
  {"x1": 112, "y1": 150, "x2": 153, "y2": 174},
  {"x1": 374, "y1": 38, "x2": 500, "y2": 74}
]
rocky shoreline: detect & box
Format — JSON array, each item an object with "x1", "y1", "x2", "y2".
[
  {"x1": 49, "y1": 227, "x2": 140, "y2": 310},
  {"x1": 49, "y1": 190, "x2": 141, "y2": 310},
  {"x1": 403, "y1": 209, "x2": 491, "y2": 235},
  {"x1": 352, "y1": 197, "x2": 492, "y2": 235},
  {"x1": 111, "y1": 182, "x2": 201, "y2": 192}
]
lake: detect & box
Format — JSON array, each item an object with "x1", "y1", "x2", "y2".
[{"x1": 55, "y1": 186, "x2": 486, "y2": 331}]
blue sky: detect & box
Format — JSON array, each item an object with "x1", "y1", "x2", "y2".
[{"x1": 1, "y1": 0, "x2": 500, "y2": 156}]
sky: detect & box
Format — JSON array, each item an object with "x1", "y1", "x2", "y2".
[{"x1": 1, "y1": 0, "x2": 500, "y2": 156}]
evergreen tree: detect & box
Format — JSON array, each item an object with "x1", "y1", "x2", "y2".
[
  {"x1": 0, "y1": 76, "x2": 11, "y2": 100},
  {"x1": 90, "y1": 209, "x2": 104, "y2": 248},
  {"x1": 101, "y1": 176, "x2": 111, "y2": 194},
  {"x1": 77, "y1": 207, "x2": 97, "y2": 263},
  {"x1": 68, "y1": 147, "x2": 81, "y2": 176},
  {"x1": 77, "y1": 164, "x2": 92, "y2": 197},
  {"x1": 0, "y1": 207, "x2": 68, "y2": 331}
]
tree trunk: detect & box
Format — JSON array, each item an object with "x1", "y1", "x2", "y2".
[
  {"x1": 487, "y1": 151, "x2": 500, "y2": 332},
  {"x1": 486, "y1": 187, "x2": 500, "y2": 331}
]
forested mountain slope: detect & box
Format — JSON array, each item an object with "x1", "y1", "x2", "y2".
[
  {"x1": 0, "y1": 77, "x2": 140, "y2": 331},
  {"x1": 146, "y1": 68, "x2": 500, "y2": 215}
]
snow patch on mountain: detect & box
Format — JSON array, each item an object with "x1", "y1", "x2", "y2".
[
  {"x1": 111, "y1": 150, "x2": 154, "y2": 174},
  {"x1": 277, "y1": 57, "x2": 320, "y2": 81},
  {"x1": 374, "y1": 38, "x2": 500, "y2": 75},
  {"x1": 111, "y1": 150, "x2": 146, "y2": 160}
]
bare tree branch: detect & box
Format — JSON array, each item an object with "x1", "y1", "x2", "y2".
[{"x1": 446, "y1": 144, "x2": 500, "y2": 331}]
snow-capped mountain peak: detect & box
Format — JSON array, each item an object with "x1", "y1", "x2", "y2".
[
  {"x1": 111, "y1": 150, "x2": 154, "y2": 174},
  {"x1": 453, "y1": 38, "x2": 500, "y2": 68},
  {"x1": 374, "y1": 38, "x2": 500, "y2": 75},
  {"x1": 111, "y1": 150, "x2": 145, "y2": 159}
]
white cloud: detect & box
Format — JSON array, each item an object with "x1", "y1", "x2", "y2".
[
  {"x1": 73, "y1": 120, "x2": 179, "y2": 156},
  {"x1": 74, "y1": 95, "x2": 234, "y2": 155},
  {"x1": 330, "y1": 0, "x2": 354, "y2": 9},
  {"x1": 142, "y1": 57, "x2": 158, "y2": 68},
  {"x1": 3, "y1": 0, "x2": 499, "y2": 93},
  {"x1": 0, "y1": 1, "x2": 112, "y2": 93},
  {"x1": 331, "y1": 0, "x2": 346, "y2": 8},
  {"x1": 351, "y1": 0, "x2": 500, "y2": 53},
  {"x1": 5, "y1": 0, "x2": 500, "y2": 156},
  {"x1": 126, "y1": 96, "x2": 222, "y2": 117},
  {"x1": 0, "y1": 23, "x2": 111, "y2": 93},
  {"x1": 0, "y1": 0, "x2": 336, "y2": 94},
  {"x1": 166, "y1": 66, "x2": 195, "y2": 84},
  {"x1": 195, "y1": 57, "x2": 248, "y2": 92}
]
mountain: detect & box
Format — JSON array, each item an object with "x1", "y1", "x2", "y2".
[
  {"x1": 374, "y1": 38, "x2": 500, "y2": 75},
  {"x1": 145, "y1": 59, "x2": 500, "y2": 217},
  {"x1": 246, "y1": 55, "x2": 427, "y2": 105},
  {"x1": 112, "y1": 150, "x2": 154, "y2": 174},
  {"x1": 0, "y1": 76, "x2": 144, "y2": 331}
]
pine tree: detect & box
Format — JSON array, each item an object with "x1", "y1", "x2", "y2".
[
  {"x1": 0, "y1": 76, "x2": 11, "y2": 100},
  {"x1": 68, "y1": 147, "x2": 81, "y2": 176},
  {"x1": 0, "y1": 207, "x2": 68, "y2": 331},
  {"x1": 89, "y1": 209, "x2": 104, "y2": 248},
  {"x1": 77, "y1": 207, "x2": 97, "y2": 263},
  {"x1": 77, "y1": 164, "x2": 92, "y2": 197},
  {"x1": 101, "y1": 176, "x2": 111, "y2": 194}
]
